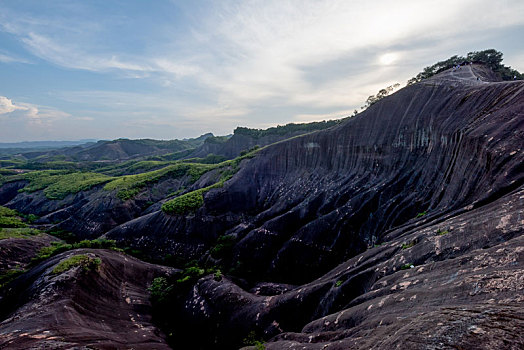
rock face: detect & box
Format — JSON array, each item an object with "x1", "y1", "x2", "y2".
[
  {"x1": 108, "y1": 65, "x2": 524, "y2": 279},
  {"x1": 0, "y1": 249, "x2": 172, "y2": 349},
  {"x1": 0, "y1": 64, "x2": 523, "y2": 349}
]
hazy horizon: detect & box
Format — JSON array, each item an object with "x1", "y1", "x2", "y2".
[{"x1": 1, "y1": 0, "x2": 523, "y2": 142}]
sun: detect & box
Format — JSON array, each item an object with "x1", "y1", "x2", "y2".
[{"x1": 379, "y1": 53, "x2": 398, "y2": 65}]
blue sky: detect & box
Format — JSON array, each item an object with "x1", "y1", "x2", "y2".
[{"x1": 1, "y1": 0, "x2": 523, "y2": 142}]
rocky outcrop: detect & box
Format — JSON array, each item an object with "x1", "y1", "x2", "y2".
[
  {"x1": 102, "y1": 65, "x2": 524, "y2": 348},
  {"x1": 0, "y1": 249, "x2": 172, "y2": 349},
  {"x1": 107, "y1": 65, "x2": 524, "y2": 280},
  {"x1": 0, "y1": 64, "x2": 522, "y2": 349}
]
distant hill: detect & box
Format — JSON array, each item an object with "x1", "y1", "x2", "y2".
[
  {"x1": 16, "y1": 134, "x2": 214, "y2": 162},
  {"x1": 0, "y1": 140, "x2": 97, "y2": 149},
  {"x1": 188, "y1": 120, "x2": 342, "y2": 159}
]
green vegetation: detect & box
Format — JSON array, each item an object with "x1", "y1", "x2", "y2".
[
  {"x1": 401, "y1": 241, "x2": 416, "y2": 250},
  {"x1": 408, "y1": 49, "x2": 523, "y2": 85},
  {"x1": 0, "y1": 206, "x2": 28, "y2": 229},
  {"x1": 243, "y1": 331, "x2": 266, "y2": 349},
  {"x1": 104, "y1": 162, "x2": 215, "y2": 200},
  {"x1": 0, "y1": 216, "x2": 26, "y2": 228},
  {"x1": 0, "y1": 267, "x2": 26, "y2": 289},
  {"x1": 51, "y1": 254, "x2": 101, "y2": 275},
  {"x1": 0, "y1": 227, "x2": 39, "y2": 240},
  {"x1": 210, "y1": 235, "x2": 236, "y2": 259},
  {"x1": 400, "y1": 263, "x2": 414, "y2": 270},
  {"x1": 415, "y1": 211, "x2": 427, "y2": 218},
  {"x1": 43, "y1": 172, "x2": 113, "y2": 200},
  {"x1": 148, "y1": 276, "x2": 173, "y2": 304},
  {"x1": 47, "y1": 229, "x2": 76, "y2": 243},
  {"x1": 6, "y1": 170, "x2": 112, "y2": 200},
  {"x1": 436, "y1": 228, "x2": 449, "y2": 236},
  {"x1": 361, "y1": 83, "x2": 401, "y2": 109},
  {"x1": 234, "y1": 120, "x2": 340, "y2": 139},
  {"x1": 33, "y1": 238, "x2": 118, "y2": 264},
  {"x1": 162, "y1": 147, "x2": 261, "y2": 215}
]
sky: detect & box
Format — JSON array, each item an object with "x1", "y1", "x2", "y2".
[{"x1": 0, "y1": 0, "x2": 523, "y2": 142}]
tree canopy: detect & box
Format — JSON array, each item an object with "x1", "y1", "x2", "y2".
[{"x1": 407, "y1": 49, "x2": 522, "y2": 85}]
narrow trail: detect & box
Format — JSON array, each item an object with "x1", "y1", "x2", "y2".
[{"x1": 432, "y1": 64, "x2": 486, "y2": 86}]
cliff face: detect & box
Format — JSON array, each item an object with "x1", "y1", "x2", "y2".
[{"x1": 108, "y1": 66, "x2": 524, "y2": 282}]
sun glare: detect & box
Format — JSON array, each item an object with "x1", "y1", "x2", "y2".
[{"x1": 379, "y1": 53, "x2": 398, "y2": 65}]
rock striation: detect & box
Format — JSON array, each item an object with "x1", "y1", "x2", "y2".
[{"x1": 0, "y1": 64, "x2": 522, "y2": 349}]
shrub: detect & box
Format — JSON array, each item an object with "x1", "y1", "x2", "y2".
[
  {"x1": 0, "y1": 216, "x2": 27, "y2": 228},
  {"x1": 400, "y1": 263, "x2": 414, "y2": 270},
  {"x1": 148, "y1": 277, "x2": 173, "y2": 304},
  {"x1": 401, "y1": 241, "x2": 416, "y2": 249},
  {"x1": 0, "y1": 206, "x2": 17, "y2": 217},
  {"x1": 51, "y1": 254, "x2": 101, "y2": 274},
  {"x1": 210, "y1": 235, "x2": 236, "y2": 259},
  {"x1": 243, "y1": 331, "x2": 265, "y2": 349}
]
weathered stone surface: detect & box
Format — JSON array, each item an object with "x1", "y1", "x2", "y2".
[
  {"x1": 0, "y1": 65, "x2": 522, "y2": 349},
  {"x1": 0, "y1": 249, "x2": 172, "y2": 349},
  {"x1": 107, "y1": 65, "x2": 524, "y2": 283}
]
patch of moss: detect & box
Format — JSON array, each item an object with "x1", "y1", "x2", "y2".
[{"x1": 51, "y1": 254, "x2": 101, "y2": 275}]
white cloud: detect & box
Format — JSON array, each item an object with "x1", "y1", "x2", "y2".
[
  {"x1": 0, "y1": 96, "x2": 70, "y2": 124},
  {"x1": 1, "y1": 0, "x2": 524, "y2": 141},
  {"x1": 0, "y1": 96, "x2": 29, "y2": 114}
]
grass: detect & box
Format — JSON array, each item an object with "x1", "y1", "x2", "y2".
[
  {"x1": 104, "y1": 162, "x2": 216, "y2": 200},
  {"x1": 7, "y1": 170, "x2": 113, "y2": 200},
  {"x1": 401, "y1": 241, "x2": 416, "y2": 250},
  {"x1": 0, "y1": 205, "x2": 29, "y2": 231},
  {"x1": 415, "y1": 211, "x2": 427, "y2": 218},
  {"x1": 51, "y1": 254, "x2": 101, "y2": 275},
  {"x1": 161, "y1": 181, "x2": 225, "y2": 215},
  {"x1": 43, "y1": 172, "x2": 113, "y2": 199},
  {"x1": 0, "y1": 206, "x2": 17, "y2": 217},
  {"x1": 0, "y1": 205, "x2": 28, "y2": 229},
  {"x1": 436, "y1": 229, "x2": 449, "y2": 236},
  {"x1": 0, "y1": 267, "x2": 26, "y2": 289},
  {"x1": 0, "y1": 227, "x2": 39, "y2": 240},
  {"x1": 33, "y1": 238, "x2": 118, "y2": 264},
  {"x1": 162, "y1": 148, "x2": 261, "y2": 215}
]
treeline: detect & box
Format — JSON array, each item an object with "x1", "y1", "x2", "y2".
[
  {"x1": 234, "y1": 120, "x2": 340, "y2": 139},
  {"x1": 408, "y1": 49, "x2": 522, "y2": 85}
]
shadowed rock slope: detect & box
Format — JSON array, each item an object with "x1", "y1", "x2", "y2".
[
  {"x1": 0, "y1": 64, "x2": 522, "y2": 349},
  {"x1": 0, "y1": 249, "x2": 173, "y2": 349},
  {"x1": 103, "y1": 65, "x2": 523, "y2": 348}
]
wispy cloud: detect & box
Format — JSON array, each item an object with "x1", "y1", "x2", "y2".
[{"x1": 1, "y1": 0, "x2": 523, "y2": 141}]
